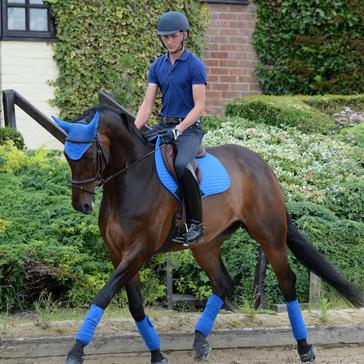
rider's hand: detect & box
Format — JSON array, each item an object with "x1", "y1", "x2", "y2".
[{"x1": 160, "y1": 127, "x2": 182, "y2": 145}]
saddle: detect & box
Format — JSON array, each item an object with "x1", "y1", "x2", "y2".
[{"x1": 161, "y1": 144, "x2": 205, "y2": 183}]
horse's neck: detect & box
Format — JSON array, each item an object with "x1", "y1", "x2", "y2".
[{"x1": 103, "y1": 138, "x2": 159, "y2": 208}]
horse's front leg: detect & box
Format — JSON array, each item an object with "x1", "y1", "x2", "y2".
[
  {"x1": 65, "y1": 248, "x2": 149, "y2": 364},
  {"x1": 191, "y1": 240, "x2": 234, "y2": 361},
  {"x1": 126, "y1": 274, "x2": 168, "y2": 364}
]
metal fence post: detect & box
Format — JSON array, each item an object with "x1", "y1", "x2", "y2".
[
  {"x1": 253, "y1": 247, "x2": 268, "y2": 309},
  {"x1": 2, "y1": 90, "x2": 17, "y2": 128},
  {"x1": 166, "y1": 254, "x2": 173, "y2": 310}
]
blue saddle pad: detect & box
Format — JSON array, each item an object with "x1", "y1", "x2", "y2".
[{"x1": 155, "y1": 137, "x2": 231, "y2": 202}]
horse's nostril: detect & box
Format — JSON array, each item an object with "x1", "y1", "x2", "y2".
[{"x1": 83, "y1": 203, "x2": 91, "y2": 213}]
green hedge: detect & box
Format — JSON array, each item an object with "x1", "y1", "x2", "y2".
[
  {"x1": 337, "y1": 123, "x2": 364, "y2": 148},
  {"x1": 0, "y1": 143, "x2": 166, "y2": 311},
  {"x1": 224, "y1": 94, "x2": 364, "y2": 134},
  {"x1": 253, "y1": 0, "x2": 364, "y2": 95},
  {"x1": 0, "y1": 128, "x2": 24, "y2": 150},
  {"x1": 47, "y1": 0, "x2": 209, "y2": 119}
]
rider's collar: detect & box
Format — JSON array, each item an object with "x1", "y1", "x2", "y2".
[{"x1": 164, "y1": 49, "x2": 189, "y2": 63}]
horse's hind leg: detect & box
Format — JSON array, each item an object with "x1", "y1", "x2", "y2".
[
  {"x1": 190, "y1": 238, "x2": 234, "y2": 361},
  {"x1": 246, "y1": 215, "x2": 316, "y2": 362}
]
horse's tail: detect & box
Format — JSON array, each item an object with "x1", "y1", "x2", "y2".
[{"x1": 286, "y1": 213, "x2": 363, "y2": 308}]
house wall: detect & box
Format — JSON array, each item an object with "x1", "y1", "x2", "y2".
[
  {"x1": 0, "y1": 41, "x2": 61, "y2": 149},
  {"x1": 203, "y1": 2, "x2": 261, "y2": 115}
]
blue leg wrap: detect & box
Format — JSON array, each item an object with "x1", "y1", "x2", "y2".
[
  {"x1": 195, "y1": 293, "x2": 224, "y2": 337},
  {"x1": 76, "y1": 304, "x2": 104, "y2": 346},
  {"x1": 287, "y1": 299, "x2": 307, "y2": 340},
  {"x1": 136, "y1": 316, "x2": 160, "y2": 351}
]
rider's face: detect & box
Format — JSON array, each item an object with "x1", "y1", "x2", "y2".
[{"x1": 160, "y1": 32, "x2": 186, "y2": 52}]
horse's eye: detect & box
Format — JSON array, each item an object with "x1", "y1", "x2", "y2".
[{"x1": 83, "y1": 154, "x2": 94, "y2": 162}]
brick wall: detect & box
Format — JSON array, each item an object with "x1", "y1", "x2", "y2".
[{"x1": 203, "y1": 2, "x2": 261, "y2": 115}]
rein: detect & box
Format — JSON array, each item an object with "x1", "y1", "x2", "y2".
[{"x1": 68, "y1": 136, "x2": 165, "y2": 194}]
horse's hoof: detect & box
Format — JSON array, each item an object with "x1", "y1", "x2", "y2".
[
  {"x1": 299, "y1": 345, "x2": 316, "y2": 362},
  {"x1": 65, "y1": 357, "x2": 84, "y2": 364},
  {"x1": 151, "y1": 359, "x2": 168, "y2": 364},
  {"x1": 193, "y1": 332, "x2": 211, "y2": 361}
]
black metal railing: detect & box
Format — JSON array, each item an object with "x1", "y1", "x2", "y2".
[{"x1": 2, "y1": 89, "x2": 66, "y2": 143}]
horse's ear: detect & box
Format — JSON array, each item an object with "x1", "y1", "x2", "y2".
[
  {"x1": 51, "y1": 115, "x2": 72, "y2": 134},
  {"x1": 87, "y1": 111, "x2": 100, "y2": 134}
]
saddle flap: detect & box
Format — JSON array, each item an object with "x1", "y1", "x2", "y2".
[{"x1": 161, "y1": 144, "x2": 202, "y2": 183}]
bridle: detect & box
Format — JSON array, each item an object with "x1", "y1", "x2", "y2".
[
  {"x1": 67, "y1": 135, "x2": 164, "y2": 195},
  {"x1": 66, "y1": 136, "x2": 107, "y2": 195}
]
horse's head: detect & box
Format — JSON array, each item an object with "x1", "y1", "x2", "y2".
[{"x1": 52, "y1": 110, "x2": 109, "y2": 214}]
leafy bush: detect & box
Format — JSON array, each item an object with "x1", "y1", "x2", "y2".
[
  {"x1": 336, "y1": 122, "x2": 364, "y2": 148},
  {"x1": 0, "y1": 144, "x2": 166, "y2": 312},
  {"x1": 303, "y1": 94, "x2": 364, "y2": 117},
  {"x1": 0, "y1": 128, "x2": 24, "y2": 150},
  {"x1": 333, "y1": 107, "x2": 364, "y2": 129},
  {"x1": 225, "y1": 95, "x2": 364, "y2": 134},
  {"x1": 1, "y1": 114, "x2": 363, "y2": 311},
  {"x1": 204, "y1": 117, "x2": 363, "y2": 206},
  {"x1": 225, "y1": 95, "x2": 334, "y2": 133},
  {"x1": 171, "y1": 116, "x2": 363, "y2": 305},
  {"x1": 253, "y1": 0, "x2": 364, "y2": 95}
]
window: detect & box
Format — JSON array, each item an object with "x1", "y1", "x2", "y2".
[{"x1": 1, "y1": 0, "x2": 56, "y2": 40}]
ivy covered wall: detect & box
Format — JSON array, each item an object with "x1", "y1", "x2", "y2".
[
  {"x1": 253, "y1": 0, "x2": 364, "y2": 95},
  {"x1": 47, "y1": 0, "x2": 209, "y2": 119}
]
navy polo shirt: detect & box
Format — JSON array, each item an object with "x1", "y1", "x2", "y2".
[{"x1": 148, "y1": 49, "x2": 207, "y2": 118}]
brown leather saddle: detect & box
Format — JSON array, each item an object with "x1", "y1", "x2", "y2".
[{"x1": 161, "y1": 144, "x2": 206, "y2": 183}]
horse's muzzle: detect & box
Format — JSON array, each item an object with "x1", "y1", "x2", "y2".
[
  {"x1": 72, "y1": 200, "x2": 94, "y2": 214},
  {"x1": 72, "y1": 194, "x2": 94, "y2": 214}
]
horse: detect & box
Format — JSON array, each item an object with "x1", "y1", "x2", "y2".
[{"x1": 52, "y1": 104, "x2": 362, "y2": 364}]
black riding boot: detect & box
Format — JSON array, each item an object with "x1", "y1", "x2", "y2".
[{"x1": 179, "y1": 168, "x2": 204, "y2": 244}]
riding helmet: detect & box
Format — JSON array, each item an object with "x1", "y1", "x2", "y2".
[{"x1": 157, "y1": 11, "x2": 189, "y2": 35}]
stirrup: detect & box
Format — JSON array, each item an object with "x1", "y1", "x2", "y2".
[
  {"x1": 172, "y1": 222, "x2": 187, "y2": 244},
  {"x1": 185, "y1": 221, "x2": 205, "y2": 245}
]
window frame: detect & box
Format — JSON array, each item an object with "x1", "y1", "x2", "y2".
[{"x1": 1, "y1": 0, "x2": 56, "y2": 40}]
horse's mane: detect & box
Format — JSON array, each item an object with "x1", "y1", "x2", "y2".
[{"x1": 73, "y1": 104, "x2": 146, "y2": 143}]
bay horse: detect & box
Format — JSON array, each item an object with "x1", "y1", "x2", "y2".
[{"x1": 52, "y1": 105, "x2": 362, "y2": 364}]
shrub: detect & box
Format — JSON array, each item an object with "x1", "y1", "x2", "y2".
[
  {"x1": 0, "y1": 128, "x2": 24, "y2": 150},
  {"x1": 303, "y1": 95, "x2": 364, "y2": 116},
  {"x1": 225, "y1": 94, "x2": 364, "y2": 134},
  {"x1": 1, "y1": 116, "x2": 362, "y2": 311},
  {"x1": 205, "y1": 117, "x2": 363, "y2": 206},
  {"x1": 333, "y1": 107, "x2": 364, "y2": 129},
  {"x1": 336, "y1": 122, "x2": 364, "y2": 148},
  {"x1": 253, "y1": 0, "x2": 364, "y2": 95},
  {"x1": 0, "y1": 144, "x2": 166, "y2": 311},
  {"x1": 225, "y1": 95, "x2": 335, "y2": 133}
]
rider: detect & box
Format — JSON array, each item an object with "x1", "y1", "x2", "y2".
[{"x1": 134, "y1": 10, "x2": 206, "y2": 244}]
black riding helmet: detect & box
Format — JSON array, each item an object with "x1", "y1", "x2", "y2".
[{"x1": 157, "y1": 11, "x2": 189, "y2": 36}]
